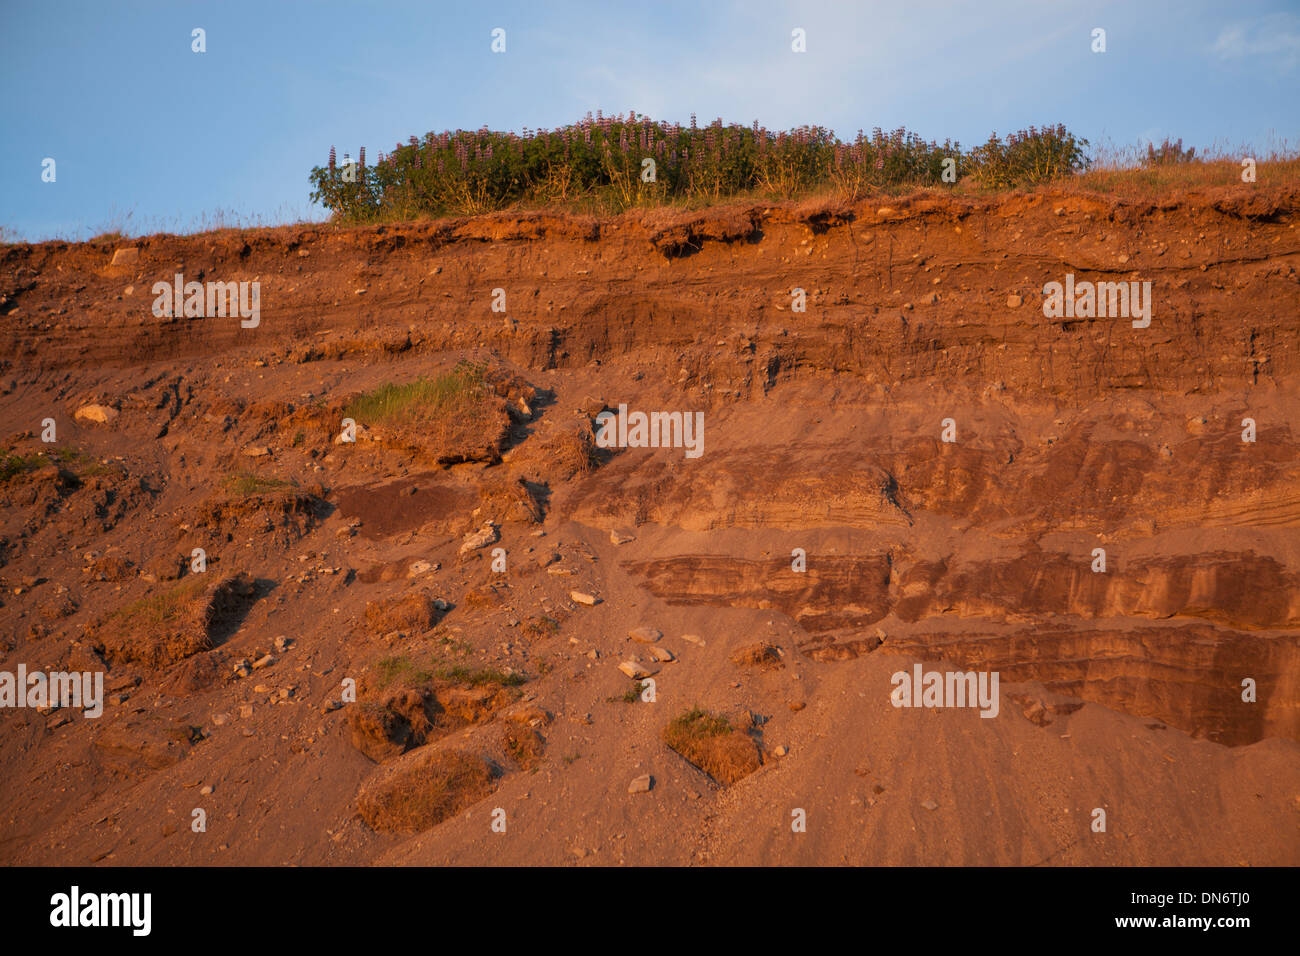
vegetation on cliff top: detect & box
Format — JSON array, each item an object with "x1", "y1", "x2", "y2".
[{"x1": 310, "y1": 112, "x2": 1090, "y2": 221}]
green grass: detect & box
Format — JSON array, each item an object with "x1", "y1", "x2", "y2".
[
  {"x1": 372, "y1": 654, "x2": 526, "y2": 691},
  {"x1": 373, "y1": 655, "x2": 435, "y2": 689},
  {"x1": 48, "y1": 447, "x2": 116, "y2": 478},
  {"x1": 436, "y1": 663, "x2": 526, "y2": 688},
  {"x1": 610, "y1": 680, "x2": 648, "y2": 704},
  {"x1": 664, "y1": 707, "x2": 732, "y2": 740},
  {"x1": 223, "y1": 472, "x2": 298, "y2": 496},
  {"x1": 0, "y1": 453, "x2": 43, "y2": 482},
  {"x1": 344, "y1": 363, "x2": 488, "y2": 427},
  {"x1": 0, "y1": 448, "x2": 117, "y2": 482},
  {"x1": 109, "y1": 578, "x2": 207, "y2": 630}
]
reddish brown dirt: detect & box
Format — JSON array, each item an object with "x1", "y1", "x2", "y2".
[{"x1": 0, "y1": 186, "x2": 1298, "y2": 866}]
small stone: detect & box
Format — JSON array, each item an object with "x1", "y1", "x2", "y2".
[
  {"x1": 648, "y1": 646, "x2": 675, "y2": 663},
  {"x1": 921, "y1": 799, "x2": 939, "y2": 811},
  {"x1": 322, "y1": 700, "x2": 343, "y2": 714},
  {"x1": 628, "y1": 773, "x2": 653, "y2": 794},
  {"x1": 570, "y1": 591, "x2": 600, "y2": 606},
  {"x1": 459, "y1": 522, "x2": 499, "y2": 554},
  {"x1": 109, "y1": 246, "x2": 139, "y2": 266},
  {"x1": 254, "y1": 684, "x2": 272, "y2": 694},
  {"x1": 1006, "y1": 294, "x2": 1023, "y2": 308},
  {"x1": 628, "y1": 626, "x2": 662, "y2": 644},
  {"x1": 252, "y1": 654, "x2": 276, "y2": 670},
  {"x1": 681, "y1": 634, "x2": 705, "y2": 646},
  {"x1": 408, "y1": 560, "x2": 436, "y2": 577},
  {"x1": 773, "y1": 746, "x2": 788, "y2": 757},
  {"x1": 74, "y1": 404, "x2": 118, "y2": 425},
  {"x1": 239, "y1": 704, "x2": 254, "y2": 718},
  {"x1": 273, "y1": 636, "x2": 292, "y2": 653},
  {"x1": 610, "y1": 529, "x2": 635, "y2": 545},
  {"x1": 618, "y1": 661, "x2": 658, "y2": 680},
  {"x1": 200, "y1": 785, "x2": 214, "y2": 795},
  {"x1": 243, "y1": 445, "x2": 270, "y2": 457}
]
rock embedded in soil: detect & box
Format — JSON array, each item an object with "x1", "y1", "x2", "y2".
[
  {"x1": 74, "y1": 404, "x2": 117, "y2": 425},
  {"x1": 459, "y1": 522, "x2": 499, "y2": 554},
  {"x1": 618, "y1": 661, "x2": 658, "y2": 680}
]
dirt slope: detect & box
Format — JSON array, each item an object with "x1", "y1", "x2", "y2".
[{"x1": 1, "y1": 186, "x2": 1298, "y2": 866}]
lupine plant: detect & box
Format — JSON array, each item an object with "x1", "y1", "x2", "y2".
[{"x1": 309, "y1": 113, "x2": 1091, "y2": 221}]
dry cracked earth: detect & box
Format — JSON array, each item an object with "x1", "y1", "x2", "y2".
[{"x1": 1, "y1": 186, "x2": 1298, "y2": 866}]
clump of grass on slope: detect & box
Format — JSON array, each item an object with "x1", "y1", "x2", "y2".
[
  {"x1": 0, "y1": 453, "x2": 43, "y2": 482},
  {"x1": 223, "y1": 472, "x2": 297, "y2": 496},
  {"x1": 342, "y1": 362, "x2": 509, "y2": 464},
  {"x1": 345, "y1": 363, "x2": 488, "y2": 427},
  {"x1": 371, "y1": 653, "x2": 525, "y2": 691},
  {"x1": 661, "y1": 707, "x2": 761, "y2": 785}
]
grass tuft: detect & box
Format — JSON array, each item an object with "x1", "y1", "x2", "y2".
[
  {"x1": 344, "y1": 363, "x2": 488, "y2": 427},
  {"x1": 223, "y1": 472, "x2": 297, "y2": 496},
  {"x1": 661, "y1": 707, "x2": 761, "y2": 785}
]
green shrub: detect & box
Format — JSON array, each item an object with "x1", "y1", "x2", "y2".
[
  {"x1": 310, "y1": 114, "x2": 1091, "y2": 221},
  {"x1": 968, "y1": 125, "x2": 1090, "y2": 188}
]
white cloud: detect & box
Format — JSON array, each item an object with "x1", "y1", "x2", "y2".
[{"x1": 1212, "y1": 12, "x2": 1300, "y2": 71}]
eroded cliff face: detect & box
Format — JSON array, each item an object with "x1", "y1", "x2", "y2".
[{"x1": 0, "y1": 186, "x2": 1297, "y2": 866}]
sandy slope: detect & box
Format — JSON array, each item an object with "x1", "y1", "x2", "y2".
[{"x1": 1, "y1": 187, "x2": 1297, "y2": 865}]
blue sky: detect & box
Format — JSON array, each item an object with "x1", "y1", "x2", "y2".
[{"x1": 2, "y1": 0, "x2": 1297, "y2": 241}]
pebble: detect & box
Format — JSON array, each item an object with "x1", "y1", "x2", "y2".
[
  {"x1": 570, "y1": 591, "x2": 600, "y2": 606},
  {"x1": 628, "y1": 626, "x2": 662, "y2": 644},
  {"x1": 459, "y1": 522, "x2": 499, "y2": 554},
  {"x1": 628, "y1": 774, "x2": 653, "y2": 794},
  {"x1": 618, "y1": 661, "x2": 658, "y2": 680}
]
